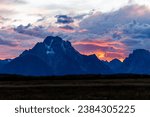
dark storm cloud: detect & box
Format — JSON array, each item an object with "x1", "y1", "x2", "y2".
[
  {"x1": 80, "y1": 5, "x2": 150, "y2": 34},
  {"x1": 15, "y1": 24, "x2": 32, "y2": 31},
  {"x1": 56, "y1": 15, "x2": 74, "y2": 24},
  {"x1": 123, "y1": 22, "x2": 150, "y2": 39},
  {"x1": 59, "y1": 25, "x2": 74, "y2": 30},
  {"x1": 76, "y1": 4, "x2": 150, "y2": 54},
  {"x1": 14, "y1": 24, "x2": 52, "y2": 38}
]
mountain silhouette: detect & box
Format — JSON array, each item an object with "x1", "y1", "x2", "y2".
[
  {"x1": 120, "y1": 49, "x2": 150, "y2": 74},
  {"x1": 0, "y1": 59, "x2": 11, "y2": 71},
  {"x1": 2, "y1": 55, "x2": 51, "y2": 76},
  {"x1": 108, "y1": 59, "x2": 122, "y2": 73},
  {"x1": 1, "y1": 36, "x2": 150, "y2": 76},
  {"x1": 1, "y1": 36, "x2": 112, "y2": 76}
]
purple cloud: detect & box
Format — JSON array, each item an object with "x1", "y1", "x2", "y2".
[
  {"x1": 0, "y1": 36, "x2": 18, "y2": 47},
  {"x1": 56, "y1": 15, "x2": 74, "y2": 24}
]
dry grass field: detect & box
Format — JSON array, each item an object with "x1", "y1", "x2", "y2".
[{"x1": 0, "y1": 74, "x2": 150, "y2": 100}]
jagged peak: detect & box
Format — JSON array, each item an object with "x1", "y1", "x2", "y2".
[
  {"x1": 132, "y1": 49, "x2": 150, "y2": 54},
  {"x1": 127, "y1": 49, "x2": 150, "y2": 58},
  {"x1": 65, "y1": 40, "x2": 71, "y2": 46},
  {"x1": 123, "y1": 49, "x2": 150, "y2": 63},
  {"x1": 110, "y1": 58, "x2": 122, "y2": 63},
  {"x1": 43, "y1": 36, "x2": 74, "y2": 53},
  {"x1": 87, "y1": 54, "x2": 98, "y2": 59},
  {"x1": 43, "y1": 36, "x2": 63, "y2": 45}
]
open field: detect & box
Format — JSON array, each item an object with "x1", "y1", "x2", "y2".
[{"x1": 0, "y1": 74, "x2": 150, "y2": 99}]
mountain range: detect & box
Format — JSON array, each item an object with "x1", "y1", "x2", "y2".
[{"x1": 0, "y1": 36, "x2": 150, "y2": 76}]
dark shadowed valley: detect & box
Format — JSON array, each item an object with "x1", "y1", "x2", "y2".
[{"x1": 0, "y1": 74, "x2": 150, "y2": 100}]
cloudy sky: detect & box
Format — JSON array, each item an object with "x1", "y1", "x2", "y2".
[{"x1": 0, "y1": 0, "x2": 150, "y2": 61}]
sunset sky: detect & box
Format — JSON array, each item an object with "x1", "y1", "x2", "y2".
[{"x1": 0, "y1": 0, "x2": 150, "y2": 61}]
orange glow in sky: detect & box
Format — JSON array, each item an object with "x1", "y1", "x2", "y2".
[
  {"x1": 73, "y1": 39, "x2": 126, "y2": 61},
  {"x1": 77, "y1": 50, "x2": 125, "y2": 62}
]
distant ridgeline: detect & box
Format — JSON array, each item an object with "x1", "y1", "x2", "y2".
[{"x1": 0, "y1": 36, "x2": 150, "y2": 76}]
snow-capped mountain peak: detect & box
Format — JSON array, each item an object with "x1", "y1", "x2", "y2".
[{"x1": 2, "y1": 36, "x2": 111, "y2": 76}]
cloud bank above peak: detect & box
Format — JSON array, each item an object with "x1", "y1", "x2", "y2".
[
  {"x1": 79, "y1": 5, "x2": 150, "y2": 34},
  {"x1": 72, "y1": 4, "x2": 150, "y2": 61},
  {"x1": 1, "y1": 2, "x2": 150, "y2": 61}
]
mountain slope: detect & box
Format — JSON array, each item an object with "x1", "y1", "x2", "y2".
[
  {"x1": 2, "y1": 36, "x2": 112, "y2": 76},
  {"x1": 0, "y1": 59, "x2": 11, "y2": 73},
  {"x1": 120, "y1": 49, "x2": 150, "y2": 74},
  {"x1": 2, "y1": 54, "x2": 51, "y2": 76}
]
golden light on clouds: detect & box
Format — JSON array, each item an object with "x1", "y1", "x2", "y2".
[{"x1": 73, "y1": 39, "x2": 127, "y2": 61}]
